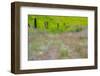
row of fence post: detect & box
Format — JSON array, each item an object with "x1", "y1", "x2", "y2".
[{"x1": 28, "y1": 18, "x2": 67, "y2": 29}]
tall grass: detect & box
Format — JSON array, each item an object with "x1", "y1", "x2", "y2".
[{"x1": 28, "y1": 15, "x2": 88, "y2": 33}]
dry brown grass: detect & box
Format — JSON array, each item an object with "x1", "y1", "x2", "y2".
[{"x1": 28, "y1": 29, "x2": 88, "y2": 60}]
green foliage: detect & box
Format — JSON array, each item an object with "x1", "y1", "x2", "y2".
[{"x1": 28, "y1": 15, "x2": 88, "y2": 33}]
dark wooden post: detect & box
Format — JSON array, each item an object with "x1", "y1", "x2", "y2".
[
  {"x1": 34, "y1": 18, "x2": 37, "y2": 29},
  {"x1": 28, "y1": 24, "x2": 30, "y2": 28},
  {"x1": 44, "y1": 21, "x2": 48, "y2": 29},
  {"x1": 64, "y1": 23, "x2": 66, "y2": 26},
  {"x1": 57, "y1": 23, "x2": 59, "y2": 29}
]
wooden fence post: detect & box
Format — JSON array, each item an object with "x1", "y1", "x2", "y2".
[
  {"x1": 34, "y1": 18, "x2": 37, "y2": 29},
  {"x1": 44, "y1": 21, "x2": 48, "y2": 29}
]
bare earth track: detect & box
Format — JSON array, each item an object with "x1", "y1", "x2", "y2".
[{"x1": 28, "y1": 29, "x2": 88, "y2": 60}]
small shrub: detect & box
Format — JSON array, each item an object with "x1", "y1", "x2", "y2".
[{"x1": 59, "y1": 48, "x2": 68, "y2": 58}]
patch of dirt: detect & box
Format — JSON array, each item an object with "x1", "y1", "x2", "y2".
[{"x1": 28, "y1": 29, "x2": 88, "y2": 60}]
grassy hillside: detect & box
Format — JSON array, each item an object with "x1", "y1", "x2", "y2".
[{"x1": 28, "y1": 15, "x2": 88, "y2": 33}]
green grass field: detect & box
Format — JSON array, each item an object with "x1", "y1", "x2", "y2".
[
  {"x1": 28, "y1": 15, "x2": 88, "y2": 33},
  {"x1": 28, "y1": 15, "x2": 88, "y2": 60}
]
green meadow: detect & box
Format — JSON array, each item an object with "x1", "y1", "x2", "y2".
[
  {"x1": 28, "y1": 15, "x2": 88, "y2": 33},
  {"x1": 28, "y1": 15, "x2": 88, "y2": 60}
]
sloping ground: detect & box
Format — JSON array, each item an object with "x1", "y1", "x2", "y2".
[{"x1": 28, "y1": 29, "x2": 88, "y2": 60}]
